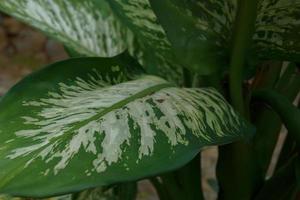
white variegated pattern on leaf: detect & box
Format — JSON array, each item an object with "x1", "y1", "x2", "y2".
[
  {"x1": 0, "y1": 57, "x2": 253, "y2": 197},
  {"x1": 0, "y1": 0, "x2": 184, "y2": 84},
  {"x1": 106, "y1": 0, "x2": 184, "y2": 83},
  {"x1": 0, "y1": 0, "x2": 128, "y2": 57},
  {"x1": 5, "y1": 74, "x2": 243, "y2": 175},
  {"x1": 254, "y1": 0, "x2": 300, "y2": 61}
]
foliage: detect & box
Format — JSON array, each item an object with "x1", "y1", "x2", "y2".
[{"x1": 0, "y1": 0, "x2": 299, "y2": 200}]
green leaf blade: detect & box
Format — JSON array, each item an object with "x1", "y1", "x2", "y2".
[
  {"x1": 0, "y1": 0, "x2": 128, "y2": 57},
  {"x1": 0, "y1": 57, "x2": 253, "y2": 197}
]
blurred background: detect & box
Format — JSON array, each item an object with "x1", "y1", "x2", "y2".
[{"x1": 0, "y1": 12, "x2": 68, "y2": 96}]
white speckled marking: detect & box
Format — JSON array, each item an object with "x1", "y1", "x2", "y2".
[
  {"x1": 6, "y1": 72, "x2": 244, "y2": 175},
  {"x1": 254, "y1": 0, "x2": 300, "y2": 60},
  {"x1": 0, "y1": 0, "x2": 128, "y2": 56}
]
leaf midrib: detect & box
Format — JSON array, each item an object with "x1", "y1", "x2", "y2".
[{"x1": 68, "y1": 82, "x2": 174, "y2": 133}]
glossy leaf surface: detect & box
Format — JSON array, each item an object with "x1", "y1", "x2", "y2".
[
  {"x1": 106, "y1": 0, "x2": 184, "y2": 83},
  {"x1": 0, "y1": 0, "x2": 128, "y2": 57},
  {"x1": 0, "y1": 56, "x2": 253, "y2": 197}
]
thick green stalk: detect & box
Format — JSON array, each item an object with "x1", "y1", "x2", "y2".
[
  {"x1": 175, "y1": 154, "x2": 204, "y2": 200},
  {"x1": 150, "y1": 178, "x2": 170, "y2": 200},
  {"x1": 252, "y1": 62, "x2": 300, "y2": 184},
  {"x1": 252, "y1": 89, "x2": 300, "y2": 142},
  {"x1": 160, "y1": 173, "x2": 185, "y2": 200},
  {"x1": 229, "y1": 0, "x2": 258, "y2": 115},
  {"x1": 183, "y1": 68, "x2": 193, "y2": 88},
  {"x1": 218, "y1": 1, "x2": 258, "y2": 200},
  {"x1": 217, "y1": 143, "x2": 260, "y2": 200}
]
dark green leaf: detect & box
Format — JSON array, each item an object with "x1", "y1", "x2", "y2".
[
  {"x1": 106, "y1": 0, "x2": 184, "y2": 83},
  {"x1": 149, "y1": 0, "x2": 237, "y2": 74},
  {"x1": 254, "y1": 0, "x2": 300, "y2": 62},
  {"x1": 255, "y1": 156, "x2": 299, "y2": 200},
  {"x1": 0, "y1": 56, "x2": 253, "y2": 197}
]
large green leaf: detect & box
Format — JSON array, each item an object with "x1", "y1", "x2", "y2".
[
  {"x1": 0, "y1": 194, "x2": 71, "y2": 200},
  {"x1": 0, "y1": 0, "x2": 128, "y2": 57},
  {"x1": 0, "y1": 56, "x2": 253, "y2": 197},
  {"x1": 149, "y1": 0, "x2": 238, "y2": 74},
  {"x1": 106, "y1": 0, "x2": 184, "y2": 83},
  {"x1": 254, "y1": 0, "x2": 300, "y2": 62},
  {"x1": 0, "y1": 0, "x2": 183, "y2": 84},
  {"x1": 149, "y1": 0, "x2": 300, "y2": 71}
]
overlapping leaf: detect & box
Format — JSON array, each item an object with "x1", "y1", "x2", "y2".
[
  {"x1": 149, "y1": 0, "x2": 238, "y2": 74},
  {"x1": 106, "y1": 0, "x2": 184, "y2": 83},
  {"x1": 0, "y1": 0, "x2": 128, "y2": 57},
  {"x1": 146, "y1": 0, "x2": 300, "y2": 71},
  {"x1": 254, "y1": 0, "x2": 300, "y2": 62},
  {"x1": 0, "y1": 56, "x2": 253, "y2": 197},
  {"x1": 0, "y1": 0, "x2": 184, "y2": 84}
]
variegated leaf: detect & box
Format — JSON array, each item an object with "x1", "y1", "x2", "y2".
[
  {"x1": 149, "y1": 0, "x2": 238, "y2": 74},
  {"x1": 0, "y1": 194, "x2": 71, "y2": 200},
  {"x1": 106, "y1": 0, "x2": 184, "y2": 83},
  {"x1": 254, "y1": 0, "x2": 300, "y2": 62},
  {"x1": 0, "y1": 0, "x2": 128, "y2": 57},
  {"x1": 0, "y1": 56, "x2": 253, "y2": 197},
  {"x1": 0, "y1": 0, "x2": 183, "y2": 84}
]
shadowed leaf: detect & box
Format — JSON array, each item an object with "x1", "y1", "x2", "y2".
[
  {"x1": 254, "y1": 0, "x2": 300, "y2": 62},
  {"x1": 149, "y1": 0, "x2": 237, "y2": 74}
]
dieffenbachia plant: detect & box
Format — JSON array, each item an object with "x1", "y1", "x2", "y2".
[
  {"x1": 0, "y1": 0, "x2": 299, "y2": 199},
  {"x1": 0, "y1": 0, "x2": 128, "y2": 57},
  {"x1": 0, "y1": 55, "x2": 253, "y2": 197},
  {"x1": 0, "y1": 0, "x2": 183, "y2": 84}
]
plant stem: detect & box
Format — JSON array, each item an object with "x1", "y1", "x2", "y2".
[
  {"x1": 252, "y1": 89, "x2": 300, "y2": 142},
  {"x1": 150, "y1": 178, "x2": 170, "y2": 200},
  {"x1": 160, "y1": 173, "x2": 185, "y2": 200},
  {"x1": 252, "y1": 62, "x2": 300, "y2": 180},
  {"x1": 175, "y1": 154, "x2": 204, "y2": 200},
  {"x1": 183, "y1": 68, "x2": 193, "y2": 88},
  {"x1": 229, "y1": 0, "x2": 258, "y2": 116},
  {"x1": 218, "y1": 1, "x2": 259, "y2": 200}
]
